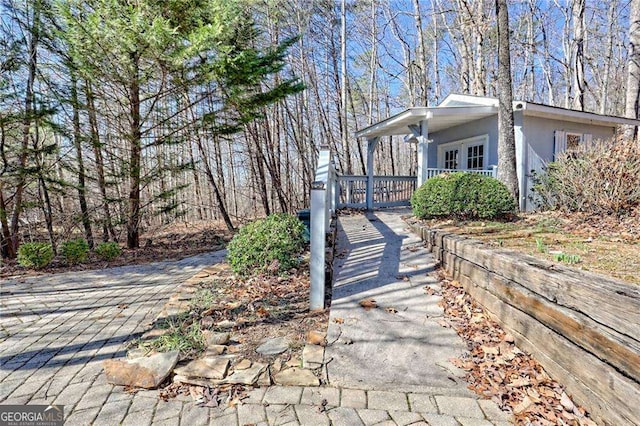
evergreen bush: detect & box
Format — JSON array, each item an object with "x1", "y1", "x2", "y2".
[
  {"x1": 17, "y1": 242, "x2": 54, "y2": 269},
  {"x1": 227, "y1": 213, "x2": 306, "y2": 276},
  {"x1": 95, "y1": 242, "x2": 122, "y2": 261},
  {"x1": 60, "y1": 238, "x2": 90, "y2": 265},
  {"x1": 411, "y1": 172, "x2": 516, "y2": 220}
]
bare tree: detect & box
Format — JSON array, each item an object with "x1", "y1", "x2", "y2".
[
  {"x1": 626, "y1": 0, "x2": 640, "y2": 141},
  {"x1": 495, "y1": 0, "x2": 519, "y2": 204}
]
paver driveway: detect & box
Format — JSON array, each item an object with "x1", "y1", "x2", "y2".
[{"x1": 0, "y1": 251, "x2": 225, "y2": 424}]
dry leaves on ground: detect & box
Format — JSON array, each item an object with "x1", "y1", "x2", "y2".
[
  {"x1": 436, "y1": 270, "x2": 597, "y2": 426},
  {"x1": 359, "y1": 298, "x2": 377, "y2": 310}
]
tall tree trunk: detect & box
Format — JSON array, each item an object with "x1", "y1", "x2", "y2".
[
  {"x1": 495, "y1": 0, "x2": 519, "y2": 204},
  {"x1": 625, "y1": 0, "x2": 640, "y2": 142},
  {"x1": 127, "y1": 53, "x2": 142, "y2": 249},
  {"x1": 85, "y1": 83, "x2": 116, "y2": 242},
  {"x1": 70, "y1": 73, "x2": 94, "y2": 248},
  {"x1": 412, "y1": 0, "x2": 429, "y2": 106},
  {"x1": 572, "y1": 0, "x2": 586, "y2": 111},
  {"x1": 600, "y1": 1, "x2": 616, "y2": 114},
  {"x1": 10, "y1": 1, "x2": 40, "y2": 257},
  {"x1": 340, "y1": 0, "x2": 352, "y2": 173}
]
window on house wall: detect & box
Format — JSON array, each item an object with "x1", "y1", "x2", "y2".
[
  {"x1": 438, "y1": 135, "x2": 488, "y2": 170},
  {"x1": 554, "y1": 130, "x2": 593, "y2": 159}
]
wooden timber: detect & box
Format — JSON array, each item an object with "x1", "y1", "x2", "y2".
[{"x1": 409, "y1": 223, "x2": 640, "y2": 426}]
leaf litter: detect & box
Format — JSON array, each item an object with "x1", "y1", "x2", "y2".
[{"x1": 436, "y1": 269, "x2": 597, "y2": 425}]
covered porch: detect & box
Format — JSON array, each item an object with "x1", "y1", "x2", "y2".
[
  {"x1": 308, "y1": 102, "x2": 500, "y2": 309},
  {"x1": 338, "y1": 103, "x2": 499, "y2": 210}
]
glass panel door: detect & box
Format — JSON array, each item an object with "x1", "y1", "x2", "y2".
[{"x1": 444, "y1": 149, "x2": 459, "y2": 170}]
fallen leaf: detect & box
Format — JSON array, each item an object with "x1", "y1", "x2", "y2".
[
  {"x1": 359, "y1": 298, "x2": 377, "y2": 310},
  {"x1": 333, "y1": 317, "x2": 344, "y2": 324},
  {"x1": 396, "y1": 275, "x2": 409, "y2": 281},
  {"x1": 384, "y1": 307, "x2": 398, "y2": 314},
  {"x1": 513, "y1": 395, "x2": 534, "y2": 415}
]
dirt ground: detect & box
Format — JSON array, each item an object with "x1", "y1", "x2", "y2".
[
  {"x1": 0, "y1": 221, "x2": 233, "y2": 279},
  {"x1": 418, "y1": 210, "x2": 640, "y2": 285}
]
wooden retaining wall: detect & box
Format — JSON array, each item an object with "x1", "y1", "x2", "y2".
[{"x1": 409, "y1": 223, "x2": 640, "y2": 425}]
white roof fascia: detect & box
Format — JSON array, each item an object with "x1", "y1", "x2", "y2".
[
  {"x1": 355, "y1": 108, "x2": 430, "y2": 139},
  {"x1": 439, "y1": 93, "x2": 499, "y2": 107},
  {"x1": 517, "y1": 102, "x2": 640, "y2": 127},
  {"x1": 355, "y1": 105, "x2": 498, "y2": 139}
]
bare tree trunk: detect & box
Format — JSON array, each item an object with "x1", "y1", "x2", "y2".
[
  {"x1": 572, "y1": 0, "x2": 586, "y2": 111},
  {"x1": 127, "y1": 53, "x2": 142, "y2": 249},
  {"x1": 625, "y1": 0, "x2": 640, "y2": 142},
  {"x1": 70, "y1": 73, "x2": 94, "y2": 248},
  {"x1": 495, "y1": 0, "x2": 519, "y2": 204},
  {"x1": 340, "y1": 0, "x2": 352, "y2": 173},
  {"x1": 412, "y1": 0, "x2": 429, "y2": 106},
  {"x1": 600, "y1": 1, "x2": 616, "y2": 114},
  {"x1": 85, "y1": 83, "x2": 116, "y2": 242},
  {"x1": 10, "y1": 2, "x2": 40, "y2": 256}
]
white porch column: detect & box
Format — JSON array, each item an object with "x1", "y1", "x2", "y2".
[
  {"x1": 366, "y1": 137, "x2": 379, "y2": 210},
  {"x1": 415, "y1": 120, "x2": 429, "y2": 187}
]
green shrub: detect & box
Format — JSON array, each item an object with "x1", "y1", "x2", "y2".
[
  {"x1": 411, "y1": 172, "x2": 516, "y2": 220},
  {"x1": 17, "y1": 242, "x2": 54, "y2": 269},
  {"x1": 60, "y1": 238, "x2": 90, "y2": 264},
  {"x1": 227, "y1": 213, "x2": 306, "y2": 276},
  {"x1": 95, "y1": 242, "x2": 122, "y2": 261}
]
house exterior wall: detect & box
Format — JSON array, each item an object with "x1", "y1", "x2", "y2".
[
  {"x1": 420, "y1": 109, "x2": 619, "y2": 211},
  {"x1": 427, "y1": 115, "x2": 499, "y2": 168},
  {"x1": 521, "y1": 115, "x2": 616, "y2": 210}
]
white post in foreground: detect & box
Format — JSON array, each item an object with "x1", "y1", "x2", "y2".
[{"x1": 310, "y1": 180, "x2": 326, "y2": 310}]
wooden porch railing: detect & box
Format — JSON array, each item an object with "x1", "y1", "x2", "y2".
[
  {"x1": 425, "y1": 166, "x2": 497, "y2": 180},
  {"x1": 337, "y1": 175, "x2": 417, "y2": 208}
]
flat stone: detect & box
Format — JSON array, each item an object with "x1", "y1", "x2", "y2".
[
  {"x1": 456, "y1": 418, "x2": 494, "y2": 426},
  {"x1": 421, "y1": 413, "x2": 460, "y2": 426},
  {"x1": 294, "y1": 405, "x2": 330, "y2": 426},
  {"x1": 389, "y1": 410, "x2": 426, "y2": 426},
  {"x1": 306, "y1": 330, "x2": 327, "y2": 346},
  {"x1": 194, "y1": 272, "x2": 210, "y2": 279},
  {"x1": 215, "y1": 320, "x2": 236, "y2": 330},
  {"x1": 235, "y1": 359, "x2": 252, "y2": 370},
  {"x1": 256, "y1": 368, "x2": 272, "y2": 386},
  {"x1": 103, "y1": 351, "x2": 179, "y2": 389},
  {"x1": 224, "y1": 362, "x2": 267, "y2": 385},
  {"x1": 256, "y1": 337, "x2": 290, "y2": 356},
  {"x1": 274, "y1": 367, "x2": 320, "y2": 387},
  {"x1": 265, "y1": 404, "x2": 297, "y2": 425},
  {"x1": 173, "y1": 374, "x2": 222, "y2": 387},
  {"x1": 173, "y1": 357, "x2": 230, "y2": 380},
  {"x1": 205, "y1": 345, "x2": 226, "y2": 356},
  {"x1": 302, "y1": 344, "x2": 324, "y2": 369},
  {"x1": 285, "y1": 357, "x2": 301, "y2": 368},
  {"x1": 477, "y1": 399, "x2": 511, "y2": 422},
  {"x1": 203, "y1": 331, "x2": 230, "y2": 346}
]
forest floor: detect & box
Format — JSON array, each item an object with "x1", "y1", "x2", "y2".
[
  {"x1": 414, "y1": 209, "x2": 640, "y2": 285},
  {"x1": 0, "y1": 221, "x2": 233, "y2": 280}
]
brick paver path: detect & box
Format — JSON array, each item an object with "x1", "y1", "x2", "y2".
[{"x1": 0, "y1": 251, "x2": 225, "y2": 424}]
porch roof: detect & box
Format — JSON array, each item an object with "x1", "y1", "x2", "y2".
[
  {"x1": 355, "y1": 93, "x2": 640, "y2": 140},
  {"x1": 355, "y1": 105, "x2": 498, "y2": 139}
]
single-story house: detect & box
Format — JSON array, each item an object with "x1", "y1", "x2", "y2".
[{"x1": 354, "y1": 93, "x2": 640, "y2": 211}]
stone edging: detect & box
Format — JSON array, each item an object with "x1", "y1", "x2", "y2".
[{"x1": 407, "y1": 221, "x2": 640, "y2": 426}]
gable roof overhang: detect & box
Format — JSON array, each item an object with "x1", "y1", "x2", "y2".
[
  {"x1": 516, "y1": 101, "x2": 640, "y2": 127},
  {"x1": 356, "y1": 94, "x2": 640, "y2": 140},
  {"x1": 355, "y1": 105, "x2": 498, "y2": 139}
]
